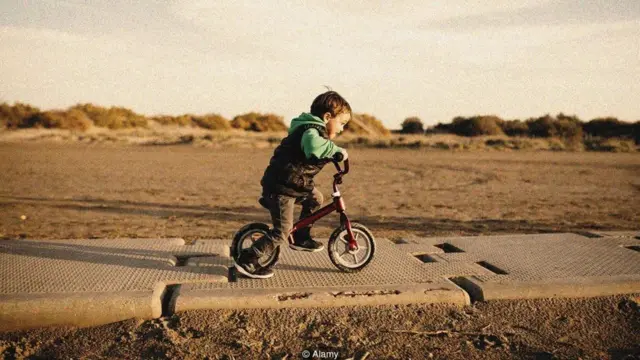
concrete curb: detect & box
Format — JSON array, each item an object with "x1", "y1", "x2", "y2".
[
  {"x1": 173, "y1": 281, "x2": 471, "y2": 312},
  {"x1": 453, "y1": 274, "x2": 640, "y2": 302},
  {"x1": 0, "y1": 290, "x2": 157, "y2": 331}
]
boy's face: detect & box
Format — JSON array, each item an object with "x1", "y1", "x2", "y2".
[{"x1": 324, "y1": 112, "x2": 351, "y2": 139}]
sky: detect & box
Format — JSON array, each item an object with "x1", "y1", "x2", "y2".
[{"x1": 1, "y1": 0, "x2": 639, "y2": 129}]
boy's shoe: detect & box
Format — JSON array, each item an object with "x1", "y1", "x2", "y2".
[
  {"x1": 234, "y1": 249, "x2": 274, "y2": 279},
  {"x1": 234, "y1": 262, "x2": 274, "y2": 279},
  {"x1": 289, "y1": 238, "x2": 324, "y2": 252}
]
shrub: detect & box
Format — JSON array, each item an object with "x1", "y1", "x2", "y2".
[
  {"x1": 449, "y1": 115, "x2": 504, "y2": 136},
  {"x1": 583, "y1": 117, "x2": 633, "y2": 139},
  {"x1": 23, "y1": 109, "x2": 92, "y2": 131},
  {"x1": 151, "y1": 115, "x2": 192, "y2": 126},
  {"x1": 555, "y1": 120, "x2": 583, "y2": 145},
  {"x1": 526, "y1": 113, "x2": 583, "y2": 144},
  {"x1": 1, "y1": 102, "x2": 41, "y2": 129},
  {"x1": 192, "y1": 114, "x2": 231, "y2": 130},
  {"x1": 344, "y1": 113, "x2": 390, "y2": 136},
  {"x1": 425, "y1": 122, "x2": 453, "y2": 135},
  {"x1": 400, "y1": 117, "x2": 424, "y2": 134},
  {"x1": 231, "y1": 112, "x2": 287, "y2": 132},
  {"x1": 71, "y1": 104, "x2": 147, "y2": 129},
  {"x1": 500, "y1": 120, "x2": 529, "y2": 136},
  {"x1": 526, "y1": 114, "x2": 556, "y2": 137},
  {"x1": 151, "y1": 113, "x2": 231, "y2": 130},
  {"x1": 556, "y1": 113, "x2": 582, "y2": 123}
]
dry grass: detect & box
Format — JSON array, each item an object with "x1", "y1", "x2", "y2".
[
  {"x1": 1, "y1": 126, "x2": 637, "y2": 152},
  {"x1": 0, "y1": 123, "x2": 283, "y2": 148},
  {"x1": 338, "y1": 133, "x2": 636, "y2": 152},
  {"x1": 584, "y1": 137, "x2": 638, "y2": 152}
]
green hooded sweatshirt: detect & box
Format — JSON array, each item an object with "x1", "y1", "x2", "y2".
[{"x1": 289, "y1": 113, "x2": 346, "y2": 160}]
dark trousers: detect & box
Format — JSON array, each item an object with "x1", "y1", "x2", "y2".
[{"x1": 250, "y1": 187, "x2": 324, "y2": 259}]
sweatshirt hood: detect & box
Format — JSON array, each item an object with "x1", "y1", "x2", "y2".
[{"x1": 288, "y1": 113, "x2": 326, "y2": 134}]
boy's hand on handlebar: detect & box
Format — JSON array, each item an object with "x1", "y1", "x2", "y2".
[{"x1": 332, "y1": 151, "x2": 346, "y2": 162}]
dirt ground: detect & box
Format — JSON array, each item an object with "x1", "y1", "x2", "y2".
[
  {"x1": 1, "y1": 143, "x2": 638, "y2": 241},
  {"x1": 1, "y1": 143, "x2": 639, "y2": 359}
]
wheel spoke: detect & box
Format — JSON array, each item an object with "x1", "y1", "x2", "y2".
[
  {"x1": 250, "y1": 233, "x2": 262, "y2": 242},
  {"x1": 333, "y1": 230, "x2": 372, "y2": 267}
]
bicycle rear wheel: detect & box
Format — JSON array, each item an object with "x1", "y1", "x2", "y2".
[{"x1": 231, "y1": 223, "x2": 280, "y2": 269}]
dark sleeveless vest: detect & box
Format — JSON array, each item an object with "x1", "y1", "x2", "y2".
[{"x1": 261, "y1": 124, "x2": 331, "y2": 197}]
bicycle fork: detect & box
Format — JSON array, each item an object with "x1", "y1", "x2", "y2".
[{"x1": 336, "y1": 196, "x2": 358, "y2": 251}]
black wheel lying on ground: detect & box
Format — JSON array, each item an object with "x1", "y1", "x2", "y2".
[
  {"x1": 230, "y1": 223, "x2": 280, "y2": 269},
  {"x1": 327, "y1": 223, "x2": 376, "y2": 272}
]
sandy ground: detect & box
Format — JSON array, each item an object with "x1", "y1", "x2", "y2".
[
  {"x1": 1, "y1": 295, "x2": 639, "y2": 359},
  {"x1": 0, "y1": 143, "x2": 639, "y2": 359},
  {"x1": 0, "y1": 143, "x2": 638, "y2": 241}
]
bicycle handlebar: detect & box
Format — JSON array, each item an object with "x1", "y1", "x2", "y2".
[
  {"x1": 333, "y1": 159, "x2": 349, "y2": 176},
  {"x1": 332, "y1": 159, "x2": 349, "y2": 191}
]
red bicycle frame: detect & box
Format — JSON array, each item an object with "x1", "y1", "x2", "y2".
[{"x1": 287, "y1": 160, "x2": 358, "y2": 251}]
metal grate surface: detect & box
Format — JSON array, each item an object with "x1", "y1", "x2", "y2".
[
  {"x1": 0, "y1": 238, "x2": 228, "y2": 294},
  {"x1": 2, "y1": 232, "x2": 638, "y2": 295}
]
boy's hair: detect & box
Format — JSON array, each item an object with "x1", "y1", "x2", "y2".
[{"x1": 310, "y1": 91, "x2": 352, "y2": 119}]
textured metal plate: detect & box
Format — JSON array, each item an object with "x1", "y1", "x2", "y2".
[
  {"x1": 580, "y1": 230, "x2": 640, "y2": 239},
  {"x1": 188, "y1": 237, "x2": 489, "y2": 290},
  {"x1": 3, "y1": 232, "x2": 639, "y2": 330},
  {"x1": 441, "y1": 233, "x2": 640, "y2": 283},
  {"x1": 0, "y1": 238, "x2": 229, "y2": 294}
]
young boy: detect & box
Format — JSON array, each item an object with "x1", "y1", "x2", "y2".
[{"x1": 234, "y1": 91, "x2": 351, "y2": 279}]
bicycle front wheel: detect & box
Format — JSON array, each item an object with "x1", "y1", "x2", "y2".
[{"x1": 327, "y1": 223, "x2": 375, "y2": 272}]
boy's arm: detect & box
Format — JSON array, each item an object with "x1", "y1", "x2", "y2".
[{"x1": 301, "y1": 129, "x2": 346, "y2": 161}]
